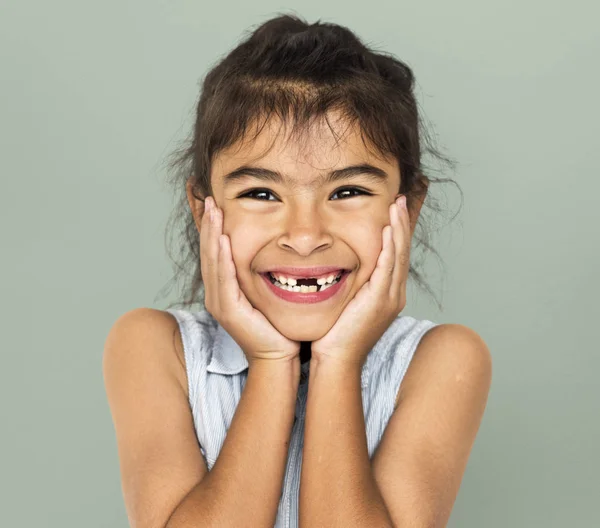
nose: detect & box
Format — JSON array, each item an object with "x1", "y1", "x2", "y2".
[{"x1": 277, "y1": 204, "x2": 334, "y2": 256}]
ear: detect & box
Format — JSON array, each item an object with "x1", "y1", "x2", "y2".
[{"x1": 186, "y1": 178, "x2": 206, "y2": 234}]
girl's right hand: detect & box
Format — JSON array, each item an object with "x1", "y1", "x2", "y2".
[{"x1": 200, "y1": 196, "x2": 301, "y2": 367}]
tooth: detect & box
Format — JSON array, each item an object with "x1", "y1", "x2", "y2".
[
  {"x1": 292, "y1": 285, "x2": 301, "y2": 292},
  {"x1": 307, "y1": 285, "x2": 318, "y2": 292},
  {"x1": 317, "y1": 277, "x2": 327, "y2": 285},
  {"x1": 321, "y1": 283, "x2": 331, "y2": 291},
  {"x1": 326, "y1": 274, "x2": 335, "y2": 284},
  {"x1": 279, "y1": 276, "x2": 287, "y2": 285},
  {"x1": 300, "y1": 285, "x2": 309, "y2": 293},
  {"x1": 287, "y1": 278, "x2": 297, "y2": 286}
]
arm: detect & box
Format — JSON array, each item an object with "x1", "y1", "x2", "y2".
[
  {"x1": 165, "y1": 357, "x2": 300, "y2": 528},
  {"x1": 371, "y1": 324, "x2": 492, "y2": 528},
  {"x1": 299, "y1": 325, "x2": 492, "y2": 528},
  {"x1": 299, "y1": 357, "x2": 394, "y2": 527},
  {"x1": 103, "y1": 308, "x2": 300, "y2": 528}
]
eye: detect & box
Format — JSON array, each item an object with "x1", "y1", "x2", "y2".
[
  {"x1": 238, "y1": 188, "x2": 278, "y2": 201},
  {"x1": 237, "y1": 186, "x2": 372, "y2": 201},
  {"x1": 330, "y1": 187, "x2": 372, "y2": 200}
]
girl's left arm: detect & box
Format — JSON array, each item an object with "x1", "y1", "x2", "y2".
[
  {"x1": 299, "y1": 323, "x2": 492, "y2": 528},
  {"x1": 300, "y1": 355, "x2": 395, "y2": 527}
]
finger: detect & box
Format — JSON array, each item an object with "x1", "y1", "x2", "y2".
[
  {"x1": 200, "y1": 196, "x2": 221, "y2": 312},
  {"x1": 370, "y1": 221, "x2": 395, "y2": 294},
  {"x1": 390, "y1": 199, "x2": 408, "y2": 288},
  {"x1": 394, "y1": 197, "x2": 411, "y2": 303},
  {"x1": 217, "y1": 233, "x2": 242, "y2": 318},
  {"x1": 398, "y1": 198, "x2": 411, "y2": 268}
]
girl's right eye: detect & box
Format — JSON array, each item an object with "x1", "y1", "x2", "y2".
[{"x1": 238, "y1": 189, "x2": 278, "y2": 201}]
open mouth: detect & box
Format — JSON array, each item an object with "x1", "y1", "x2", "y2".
[{"x1": 264, "y1": 270, "x2": 349, "y2": 293}]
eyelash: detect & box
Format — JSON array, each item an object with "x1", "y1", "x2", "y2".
[{"x1": 238, "y1": 187, "x2": 373, "y2": 201}]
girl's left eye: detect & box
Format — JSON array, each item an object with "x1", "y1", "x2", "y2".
[
  {"x1": 238, "y1": 187, "x2": 371, "y2": 201},
  {"x1": 331, "y1": 187, "x2": 371, "y2": 200}
]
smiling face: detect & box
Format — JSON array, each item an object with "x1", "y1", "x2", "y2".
[{"x1": 193, "y1": 112, "x2": 418, "y2": 342}]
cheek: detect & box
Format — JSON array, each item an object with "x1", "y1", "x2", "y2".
[
  {"x1": 227, "y1": 227, "x2": 264, "y2": 276},
  {"x1": 228, "y1": 233, "x2": 252, "y2": 264},
  {"x1": 347, "y1": 222, "x2": 385, "y2": 274}
]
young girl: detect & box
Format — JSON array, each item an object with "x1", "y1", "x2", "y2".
[{"x1": 103, "y1": 13, "x2": 492, "y2": 528}]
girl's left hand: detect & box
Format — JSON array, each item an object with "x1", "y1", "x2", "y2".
[{"x1": 311, "y1": 196, "x2": 411, "y2": 368}]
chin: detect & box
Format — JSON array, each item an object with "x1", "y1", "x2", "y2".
[{"x1": 272, "y1": 321, "x2": 331, "y2": 343}]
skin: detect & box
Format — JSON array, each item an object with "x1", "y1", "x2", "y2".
[
  {"x1": 187, "y1": 111, "x2": 426, "y2": 345},
  {"x1": 175, "y1": 111, "x2": 491, "y2": 526}
]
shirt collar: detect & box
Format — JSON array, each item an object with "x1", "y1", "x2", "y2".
[{"x1": 206, "y1": 322, "x2": 369, "y2": 389}]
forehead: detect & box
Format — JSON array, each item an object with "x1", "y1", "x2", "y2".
[{"x1": 211, "y1": 112, "x2": 398, "y2": 188}]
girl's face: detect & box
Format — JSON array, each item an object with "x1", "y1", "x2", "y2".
[{"x1": 207, "y1": 114, "x2": 410, "y2": 342}]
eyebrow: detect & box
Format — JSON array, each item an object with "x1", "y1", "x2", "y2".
[{"x1": 222, "y1": 163, "x2": 389, "y2": 187}]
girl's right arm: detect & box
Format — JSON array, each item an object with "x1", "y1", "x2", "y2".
[{"x1": 103, "y1": 307, "x2": 300, "y2": 528}]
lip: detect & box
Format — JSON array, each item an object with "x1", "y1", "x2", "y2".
[
  {"x1": 263, "y1": 266, "x2": 347, "y2": 279},
  {"x1": 260, "y1": 270, "x2": 350, "y2": 304}
]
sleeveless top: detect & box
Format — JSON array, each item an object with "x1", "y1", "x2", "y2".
[{"x1": 166, "y1": 307, "x2": 439, "y2": 528}]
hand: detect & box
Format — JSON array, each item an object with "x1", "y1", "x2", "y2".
[
  {"x1": 200, "y1": 196, "x2": 301, "y2": 367},
  {"x1": 311, "y1": 196, "x2": 411, "y2": 368}
]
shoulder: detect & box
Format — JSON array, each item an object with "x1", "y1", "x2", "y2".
[
  {"x1": 103, "y1": 307, "x2": 188, "y2": 397},
  {"x1": 397, "y1": 323, "x2": 493, "y2": 406}
]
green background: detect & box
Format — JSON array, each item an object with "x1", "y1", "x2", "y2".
[{"x1": 1, "y1": 1, "x2": 598, "y2": 526}]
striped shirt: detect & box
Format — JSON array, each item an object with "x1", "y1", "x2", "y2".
[{"x1": 166, "y1": 307, "x2": 439, "y2": 528}]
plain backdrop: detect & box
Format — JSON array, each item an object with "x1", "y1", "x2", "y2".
[{"x1": 1, "y1": 1, "x2": 598, "y2": 526}]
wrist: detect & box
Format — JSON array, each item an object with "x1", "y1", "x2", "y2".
[
  {"x1": 309, "y1": 353, "x2": 364, "y2": 377},
  {"x1": 310, "y1": 349, "x2": 364, "y2": 369},
  {"x1": 247, "y1": 354, "x2": 301, "y2": 383}
]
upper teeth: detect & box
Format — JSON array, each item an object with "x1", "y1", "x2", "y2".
[{"x1": 271, "y1": 273, "x2": 341, "y2": 286}]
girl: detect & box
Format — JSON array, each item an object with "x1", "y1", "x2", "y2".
[{"x1": 103, "y1": 13, "x2": 492, "y2": 528}]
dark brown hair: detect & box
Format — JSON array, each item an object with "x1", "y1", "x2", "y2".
[{"x1": 159, "y1": 13, "x2": 460, "y2": 312}]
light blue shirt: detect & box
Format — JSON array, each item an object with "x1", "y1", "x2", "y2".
[{"x1": 166, "y1": 307, "x2": 439, "y2": 528}]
